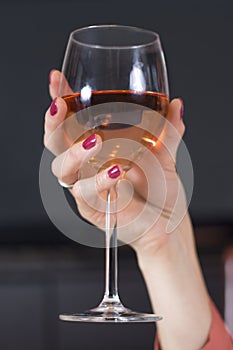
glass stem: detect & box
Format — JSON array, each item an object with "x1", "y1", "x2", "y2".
[{"x1": 102, "y1": 187, "x2": 120, "y2": 304}]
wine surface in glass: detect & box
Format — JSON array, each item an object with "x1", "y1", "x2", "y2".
[{"x1": 63, "y1": 90, "x2": 169, "y2": 171}]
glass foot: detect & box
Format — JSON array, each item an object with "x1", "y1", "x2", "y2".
[{"x1": 59, "y1": 302, "x2": 162, "y2": 323}]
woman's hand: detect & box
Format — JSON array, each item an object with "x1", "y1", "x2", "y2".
[
  {"x1": 44, "y1": 70, "x2": 186, "y2": 255},
  {"x1": 44, "y1": 70, "x2": 212, "y2": 350}
]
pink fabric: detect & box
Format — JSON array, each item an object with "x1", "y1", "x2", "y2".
[{"x1": 154, "y1": 301, "x2": 233, "y2": 349}]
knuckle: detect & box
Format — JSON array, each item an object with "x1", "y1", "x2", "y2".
[
  {"x1": 77, "y1": 206, "x2": 90, "y2": 222},
  {"x1": 51, "y1": 157, "x2": 69, "y2": 180},
  {"x1": 51, "y1": 159, "x2": 59, "y2": 178},
  {"x1": 44, "y1": 139, "x2": 53, "y2": 154},
  {"x1": 44, "y1": 109, "x2": 52, "y2": 126},
  {"x1": 43, "y1": 134, "x2": 48, "y2": 148},
  {"x1": 95, "y1": 173, "x2": 105, "y2": 192},
  {"x1": 73, "y1": 181, "x2": 82, "y2": 200},
  {"x1": 67, "y1": 145, "x2": 79, "y2": 162}
]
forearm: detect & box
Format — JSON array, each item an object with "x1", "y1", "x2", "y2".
[{"x1": 136, "y1": 214, "x2": 212, "y2": 350}]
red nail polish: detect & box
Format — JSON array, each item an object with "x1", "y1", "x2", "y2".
[
  {"x1": 50, "y1": 98, "x2": 58, "y2": 116},
  {"x1": 179, "y1": 99, "x2": 184, "y2": 119},
  {"x1": 108, "y1": 165, "x2": 121, "y2": 179},
  {"x1": 82, "y1": 134, "x2": 97, "y2": 150}
]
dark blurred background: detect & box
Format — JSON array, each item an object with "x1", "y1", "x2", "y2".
[{"x1": 0, "y1": 0, "x2": 232, "y2": 349}]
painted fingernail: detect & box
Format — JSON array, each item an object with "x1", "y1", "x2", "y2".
[
  {"x1": 82, "y1": 134, "x2": 97, "y2": 150},
  {"x1": 108, "y1": 165, "x2": 121, "y2": 179},
  {"x1": 50, "y1": 98, "x2": 58, "y2": 116},
  {"x1": 179, "y1": 99, "x2": 184, "y2": 119}
]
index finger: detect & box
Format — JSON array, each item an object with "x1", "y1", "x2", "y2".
[{"x1": 49, "y1": 69, "x2": 73, "y2": 100}]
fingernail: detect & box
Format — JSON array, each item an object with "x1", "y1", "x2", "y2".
[
  {"x1": 50, "y1": 98, "x2": 58, "y2": 116},
  {"x1": 179, "y1": 99, "x2": 184, "y2": 120},
  {"x1": 49, "y1": 69, "x2": 55, "y2": 85},
  {"x1": 82, "y1": 134, "x2": 97, "y2": 150},
  {"x1": 108, "y1": 165, "x2": 121, "y2": 179}
]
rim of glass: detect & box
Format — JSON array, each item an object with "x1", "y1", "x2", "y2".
[{"x1": 69, "y1": 24, "x2": 160, "y2": 50}]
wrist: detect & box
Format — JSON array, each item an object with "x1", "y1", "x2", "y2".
[
  {"x1": 134, "y1": 213, "x2": 212, "y2": 350},
  {"x1": 135, "y1": 212, "x2": 195, "y2": 272}
]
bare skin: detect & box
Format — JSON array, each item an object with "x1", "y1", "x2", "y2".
[{"x1": 44, "y1": 70, "x2": 212, "y2": 350}]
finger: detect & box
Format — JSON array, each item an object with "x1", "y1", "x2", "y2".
[
  {"x1": 72, "y1": 164, "x2": 121, "y2": 220},
  {"x1": 49, "y1": 69, "x2": 73, "y2": 100},
  {"x1": 52, "y1": 134, "x2": 102, "y2": 185},
  {"x1": 44, "y1": 97, "x2": 68, "y2": 153},
  {"x1": 155, "y1": 98, "x2": 185, "y2": 162}
]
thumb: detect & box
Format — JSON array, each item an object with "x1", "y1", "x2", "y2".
[{"x1": 155, "y1": 98, "x2": 185, "y2": 162}]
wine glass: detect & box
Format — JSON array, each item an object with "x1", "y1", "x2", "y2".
[{"x1": 58, "y1": 25, "x2": 169, "y2": 322}]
